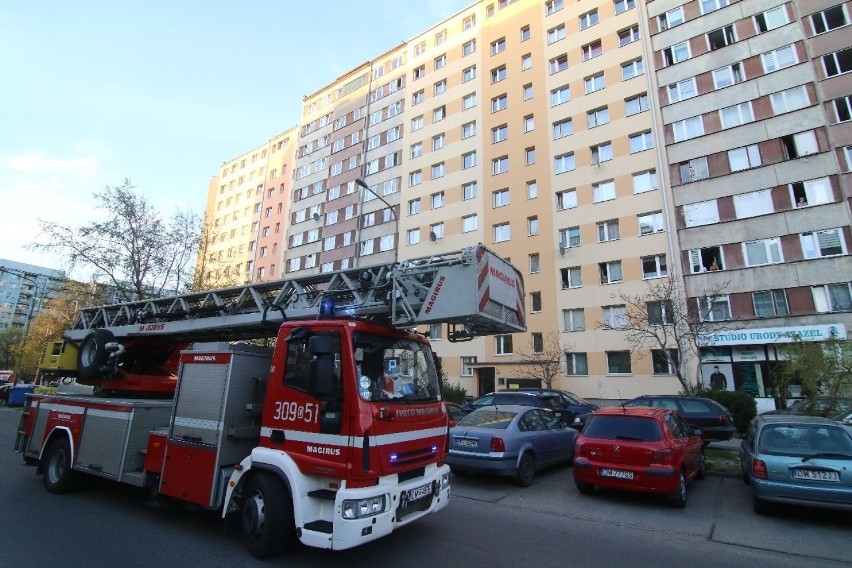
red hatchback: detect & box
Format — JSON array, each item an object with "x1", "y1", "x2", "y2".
[{"x1": 573, "y1": 407, "x2": 706, "y2": 507}]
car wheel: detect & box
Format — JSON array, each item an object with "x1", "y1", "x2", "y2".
[
  {"x1": 752, "y1": 494, "x2": 771, "y2": 516},
  {"x1": 666, "y1": 471, "x2": 687, "y2": 508},
  {"x1": 514, "y1": 453, "x2": 535, "y2": 487},
  {"x1": 696, "y1": 450, "x2": 707, "y2": 480},
  {"x1": 42, "y1": 437, "x2": 81, "y2": 494},
  {"x1": 575, "y1": 481, "x2": 594, "y2": 495},
  {"x1": 241, "y1": 473, "x2": 294, "y2": 559}
]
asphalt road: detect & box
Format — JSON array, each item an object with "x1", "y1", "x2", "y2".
[{"x1": 1, "y1": 405, "x2": 850, "y2": 567}]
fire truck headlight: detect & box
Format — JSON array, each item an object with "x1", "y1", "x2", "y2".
[
  {"x1": 342, "y1": 495, "x2": 386, "y2": 519},
  {"x1": 441, "y1": 471, "x2": 450, "y2": 490}
]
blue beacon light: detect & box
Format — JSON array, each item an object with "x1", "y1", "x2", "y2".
[{"x1": 319, "y1": 299, "x2": 336, "y2": 318}]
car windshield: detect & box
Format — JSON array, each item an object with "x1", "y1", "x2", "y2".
[
  {"x1": 353, "y1": 332, "x2": 440, "y2": 403},
  {"x1": 583, "y1": 415, "x2": 663, "y2": 442},
  {"x1": 457, "y1": 409, "x2": 516, "y2": 429},
  {"x1": 758, "y1": 424, "x2": 852, "y2": 457}
]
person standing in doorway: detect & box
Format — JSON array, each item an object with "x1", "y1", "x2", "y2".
[{"x1": 709, "y1": 365, "x2": 728, "y2": 390}]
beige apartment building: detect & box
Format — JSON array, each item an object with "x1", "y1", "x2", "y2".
[{"x1": 205, "y1": 0, "x2": 851, "y2": 402}]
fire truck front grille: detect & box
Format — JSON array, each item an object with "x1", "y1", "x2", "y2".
[{"x1": 397, "y1": 466, "x2": 426, "y2": 482}]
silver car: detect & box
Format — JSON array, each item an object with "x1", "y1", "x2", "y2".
[{"x1": 446, "y1": 405, "x2": 578, "y2": 487}]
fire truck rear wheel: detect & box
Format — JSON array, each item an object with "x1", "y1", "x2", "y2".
[
  {"x1": 43, "y1": 437, "x2": 81, "y2": 494},
  {"x1": 77, "y1": 329, "x2": 115, "y2": 381},
  {"x1": 241, "y1": 473, "x2": 294, "y2": 559}
]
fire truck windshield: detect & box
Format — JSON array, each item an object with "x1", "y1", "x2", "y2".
[{"x1": 354, "y1": 333, "x2": 440, "y2": 403}]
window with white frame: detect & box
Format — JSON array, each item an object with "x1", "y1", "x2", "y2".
[
  {"x1": 461, "y1": 356, "x2": 477, "y2": 377},
  {"x1": 566, "y1": 352, "x2": 588, "y2": 375},
  {"x1": 648, "y1": 300, "x2": 674, "y2": 325},
  {"x1": 592, "y1": 180, "x2": 616, "y2": 203},
  {"x1": 762, "y1": 45, "x2": 797, "y2": 73},
  {"x1": 525, "y1": 147, "x2": 536, "y2": 165},
  {"x1": 720, "y1": 102, "x2": 754, "y2": 128},
  {"x1": 638, "y1": 211, "x2": 664, "y2": 235},
  {"x1": 557, "y1": 189, "x2": 577, "y2": 210},
  {"x1": 527, "y1": 180, "x2": 537, "y2": 199},
  {"x1": 410, "y1": 142, "x2": 422, "y2": 159},
  {"x1": 621, "y1": 59, "x2": 643, "y2": 80},
  {"x1": 642, "y1": 254, "x2": 668, "y2": 278},
  {"x1": 551, "y1": 85, "x2": 570, "y2": 106},
  {"x1": 528, "y1": 216, "x2": 539, "y2": 236},
  {"x1": 432, "y1": 134, "x2": 445, "y2": 151},
  {"x1": 521, "y1": 25, "x2": 530, "y2": 41},
  {"x1": 463, "y1": 181, "x2": 478, "y2": 200},
  {"x1": 834, "y1": 95, "x2": 852, "y2": 122},
  {"x1": 529, "y1": 253, "x2": 540, "y2": 274},
  {"x1": 790, "y1": 177, "x2": 833, "y2": 207},
  {"x1": 493, "y1": 222, "x2": 510, "y2": 242},
  {"x1": 462, "y1": 152, "x2": 477, "y2": 169},
  {"x1": 550, "y1": 54, "x2": 569, "y2": 74},
  {"x1": 462, "y1": 14, "x2": 476, "y2": 30},
  {"x1": 433, "y1": 106, "x2": 446, "y2": 122},
  {"x1": 614, "y1": 0, "x2": 635, "y2": 15},
  {"x1": 463, "y1": 39, "x2": 477, "y2": 56},
  {"x1": 495, "y1": 334, "x2": 514, "y2": 355},
  {"x1": 801, "y1": 228, "x2": 846, "y2": 258},
  {"x1": 561, "y1": 266, "x2": 581, "y2": 289},
  {"x1": 728, "y1": 145, "x2": 761, "y2": 172},
  {"x1": 619, "y1": 25, "x2": 640, "y2": 46},
  {"x1": 563, "y1": 308, "x2": 585, "y2": 331},
  {"x1": 659, "y1": 7, "x2": 684, "y2": 30},
  {"x1": 633, "y1": 170, "x2": 657, "y2": 193},
  {"x1": 493, "y1": 156, "x2": 509, "y2": 174},
  {"x1": 707, "y1": 25, "x2": 735, "y2": 50},
  {"x1": 431, "y1": 163, "x2": 445, "y2": 179},
  {"x1": 548, "y1": 24, "x2": 565, "y2": 44},
  {"x1": 431, "y1": 222, "x2": 444, "y2": 240},
  {"x1": 597, "y1": 219, "x2": 619, "y2": 243},
  {"x1": 591, "y1": 142, "x2": 613, "y2": 164},
  {"x1": 413, "y1": 65, "x2": 425, "y2": 80},
  {"x1": 462, "y1": 121, "x2": 477, "y2": 139},
  {"x1": 491, "y1": 65, "x2": 507, "y2": 83},
  {"x1": 463, "y1": 92, "x2": 477, "y2": 109},
  {"x1": 753, "y1": 290, "x2": 790, "y2": 317},
  {"x1": 553, "y1": 118, "x2": 573, "y2": 139},
  {"x1": 492, "y1": 94, "x2": 508, "y2": 112},
  {"x1": 582, "y1": 41, "x2": 603, "y2": 61},
  {"x1": 782, "y1": 130, "x2": 819, "y2": 158},
  {"x1": 408, "y1": 198, "x2": 421, "y2": 216},
  {"x1": 428, "y1": 323, "x2": 442, "y2": 340},
  {"x1": 560, "y1": 226, "x2": 580, "y2": 248},
  {"x1": 411, "y1": 115, "x2": 424, "y2": 131},
  {"x1": 734, "y1": 188, "x2": 773, "y2": 219},
  {"x1": 409, "y1": 170, "x2": 422, "y2": 186},
  {"x1": 652, "y1": 350, "x2": 678, "y2": 374},
  {"x1": 587, "y1": 106, "x2": 609, "y2": 127},
  {"x1": 811, "y1": 5, "x2": 849, "y2": 35},
  {"x1": 663, "y1": 42, "x2": 690, "y2": 66},
  {"x1": 407, "y1": 228, "x2": 420, "y2": 245},
  {"x1": 668, "y1": 77, "x2": 697, "y2": 103},
  {"x1": 555, "y1": 153, "x2": 575, "y2": 174},
  {"x1": 626, "y1": 93, "x2": 649, "y2": 115},
  {"x1": 493, "y1": 188, "x2": 510, "y2": 208},
  {"x1": 546, "y1": 0, "x2": 563, "y2": 15},
  {"x1": 463, "y1": 65, "x2": 477, "y2": 82},
  {"x1": 683, "y1": 200, "x2": 719, "y2": 227},
  {"x1": 673, "y1": 116, "x2": 704, "y2": 141},
  {"x1": 491, "y1": 37, "x2": 506, "y2": 55},
  {"x1": 431, "y1": 192, "x2": 444, "y2": 209},
  {"x1": 700, "y1": 0, "x2": 728, "y2": 14},
  {"x1": 607, "y1": 351, "x2": 632, "y2": 374},
  {"x1": 380, "y1": 234, "x2": 394, "y2": 252},
  {"x1": 629, "y1": 131, "x2": 654, "y2": 153},
  {"x1": 602, "y1": 305, "x2": 627, "y2": 329},
  {"x1": 755, "y1": 6, "x2": 788, "y2": 33},
  {"x1": 771, "y1": 86, "x2": 809, "y2": 115},
  {"x1": 585, "y1": 73, "x2": 605, "y2": 93},
  {"x1": 492, "y1": 124, "x2": 508, "y2": 143},
  {"x1": 599, "y1": 260, "x2": 623, "y2": 284},
  {"x1": 524, "y1": 115, "x2": 535, "y2": 132},
  {"x1": 361, "y1": 239, "x2": 375, "y2": 256},
  {"x1": 712, "y1": 62, "x2": 744, "y2": 88},
  {"x1": 579, "y1": 9, "x2": 599, "y2": 29},
  {"x1": 743, "y1": 238, "x2": 783, "y2": 266},
  {"x1": 698, "y1": 296, "x2": 731, "y2": 321},
  {"x1": 812, "y1": 283, "x2": 852, "y2": 313},
  {"x1": 522, "y1": 56, "x2": 532, "y2": 72},
  {"x1": 462, "y1": 214, "x2": 478, "y2": 233}
]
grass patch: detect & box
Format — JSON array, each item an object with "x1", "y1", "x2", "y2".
[{"x1": 705, "y1": 448, "x2": 741, "y2": 476}]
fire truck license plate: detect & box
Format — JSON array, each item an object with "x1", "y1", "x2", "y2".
[{"x1": 407, "y1": 483, "x2": 433, "y2": 502}]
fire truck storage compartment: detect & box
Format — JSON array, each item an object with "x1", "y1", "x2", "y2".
[{"x1": 159, "y1": 343, "x2": 271, "y2": 508}]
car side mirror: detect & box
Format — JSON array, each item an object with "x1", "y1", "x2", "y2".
[{"x1": 693, "y1": 428, "x2": 703, "y2": 438}]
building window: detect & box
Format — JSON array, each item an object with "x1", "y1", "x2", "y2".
[
  {"x1": 545, "y1": 0, "x2": 563, "y2": 15},
  {"x1": 434, "y1": 55, "x2": 447, "y2": 70},
  {"x1": 701, "y1": 0, "x2": 728, "y2": 14},
  {"x1": 782, "y1": 130, "x2": 819, "y2": 158},
  {"x1": 410, "y1": 142, "x2": 423, "y2": 158},
  {"x1": 629, "y1": 131, "x2": 654, "y2": 153},
  {"x1": 679, "y1": 156, "x2": 709, "y2": 183},
  {"x1": 579, "y1": 9, "x2": 599, "y2": 29},
  {"x1": 743, "y1": 239, "x2": 783, "y2": 267},
  {"x1": 495, "y1": 334, "x2": 513, "y2": 355},
  {"x1": 582, "y1": 41, "x2": 603, "y2": 61},
  {"x1": 648, "y1": 301, "x2": 674, "y2": 325},
  {"x1": 493, "y1": 156, "x2": 509, "y2": 175},
  {"x1": 659, "y1": 7, "x2": 684, "y2": 30},
  {"x1": 651, "y1": 350, "x2": 678, "y2": 375},
  {"x1": 431, "y1": 163, "x2": 445, "y2": 179},
  {"x1": 530, "y1": 292, "x2": 542, "y2": 313},
  {"x1": 614, "y1": 0, "x2": 635, "y2": 15},
  {"x1": 555, "y1": 153, "x2": 575, "y2": 174},
  {"x1": 462, "y1": 214, "x2": 478, "y2": 233},
  {"x1": 409, "y1": 170, "x2": 422, "y2": 186},
  {"x1": 663, "y1": 42, "x2": 690, "y2": 66},
  {"x1": 771, "y1": 86, "x2": 809, "y2": 115},
  {"x1": 525, "y1": 147, "x2": 536, "y2": 165},
  {"x1": 462, "y1": 121, "x2": 477, "y2": 139},
  {"x1": 587, "y1": 106, "x2": 609, "y2": 128},
  {"x1": 602, "y1": 305, "x2": 627, "y2": 329},
  {"x1": 585, "y1": 73, "x2": 605, "y2": 93},
  {"x1": 408, "y1": 199, "x2": 421, "y2": 216},
  {"x1": 811, "y1": 5, "x2": 849, "y2": 35},
  {"x1": 492, "y1": 94, "x2": 508, "y2": 112},
  {"x1": 461, "y1": 356, "x2": 476, "y2": 377},
  {"x1": 463, "y1": 65, "x2": 477, "y2": 82},
  {"x1": 529, "y1": 253, "x2": 540, "y2": 274},
  {"x1": 755, "y1": 6, "x2": 788, "y2": 33},
  {"x1": 590, "y1": 142, "x2": 613, "y2": 164},
  {"x1": 493, "y1": 188, "x2": 510, "y2": 208},
  {"x1": 728, "y1": 145, "x2": 761, "y2": 172},
  {"x1": 638, "y1": 211, "x2": 664, "y2": 235},
  {"x1": 431, "y1": 191, "x2": 445, "y2": 209},
  {"x1": 563, "y1": 309, "x2": 585, "y2": 332},
  {"x1": 790, "y1": 177, "x2": 832, "y2": 207},
  {"x1": 493, "y1": 222, "x2": 510, "y2": 243},
  {"x1": 491, "y1": 37, "x2": 506, "y2": 55},
  {"x1": 592, "y1": 180, "x2": 615, "y2": 203},
  {"x1": 801, "y1": 229, "x2": 846, "y2": 258},
  {"x1": 549, "y1": 54, "x2": 569, "y2": 74},
  {"x1": 463, "y1": 39, "x2": 477, "y2": 56},
  {"x1": 720, "y1": 102, "x2": 753, "y2": 128},
  {"x1": 462, "y1": 14, "x2": 476, "y2": 30},
  {"x1": 606, "y1": 351, "x2": 632, "y2": 374},
  {"x1": 621, "y1": 59, "x2": 643, "y2": 80},
  {"x1": 619, "y1": 25, "x2": 640, "y2": 46},
  {"x1": 433, "y1": 106, "x2": 446, "y2": 122},
  {"x1": 521, "y1": 25, "x2": 531, "y2": 41},
  {"x1": 625, "y1": 93, "x2": 649, "y2": 116},
  {"x1": 551, "y1": 85, "x2": 570, "y2": 106},
  {"x1": 462, "y1": 152, "x2": 477, "y2": 169},
  {"x1": 491, "y1": 65, "x2": 507, "y2": 83},
  {"x1": 493, "y1": 124, "x2": 508, "y2": 143},
  {"x1": 561, "y1": 266, "x2": 581, "y2": 289},
  {"x1": 633, "y1": 170, "x2": 657, "y2": 193},
  {"x1": 683, "y1": 200, "x2": 719, "y2": 227},
  {"x1": 753, "y1": 290, "x2": 790, "y2": 317},
  {"x1": 712, "y1": 62, "x2": 744, "y2": 88},
  {"x1": 548, "y1": 24, "x2": 566, "y2": 44},
  {"x1": 524, "y1": 115, "x2": 535, "y2": 132},
  {"x1": 762, "y1": 45, "x2": 797, "y2": 73},
  {"x1": 463, "y1": 181, "x2": 478, "y2": 200},
  {"x1": 834, "y1": 95, "x2": 852, "y2": 122},
  {"x1": 642, "y1": 254, "x2": 667, "y2": 278},
  {"x1": 553, "y1": 118, "x2": 573, "y2": 139},
  {"x1": 668, "y1": 78, "x2": 697, "y2": 103},
  {"x1": 527, "y1": 180, "x2": 538, "y2": 199},
  {"x1": 432, "y1": 134, "x2": 445, "y2": 151},
  {"x1": 522, "y1": 82, "x2": 533, "y2": 99},
  {"x1": 597, "y1": 219, "x2": 620, "y2": 242},
  {"x1": 431, "y1": 222, "x2": 444, "y2": 240},
  {"x1": 734, "y1": 188, "x2": 773, "y2": 219},
  {"x1": 566, "y1": 352, "x2": 588, "y2": 375},
  {"x1": 560, "y1": 226, "x2": 580, "y2": 248},
  {"x1": 698, "y1": 296, "x2": 732, "y2": 321},
  {"x1": 599, "y1": 260, "x2": 623, "y2": 284},
  {"x1": 812, "y1": 283, "x2": 852, "y2": 313},
  {"x1": 673, "y1": 116, "x2": 704, "y2": 142},
  {"x1": 707, "y1": 25, "x2": 736, "y2": 51}
]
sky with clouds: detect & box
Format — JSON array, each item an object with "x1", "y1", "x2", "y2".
[{"x1": 0, "y1": 0, "x2": 472, "y2": 274}]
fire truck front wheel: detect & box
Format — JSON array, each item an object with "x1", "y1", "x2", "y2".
[
  {"x1": 77, "y1": 329, "x2": 115, "y2": 381},
  {"x1": 43, "y1": 438, "x2": 81, "y2": 494},
  {"x1": 241, "y1": 473, "x2": 294, "y2": 559}
]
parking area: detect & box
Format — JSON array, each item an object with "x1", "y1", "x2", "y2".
[{"x1": 450, "y1": 463, "x2": 852, "y2": 564}]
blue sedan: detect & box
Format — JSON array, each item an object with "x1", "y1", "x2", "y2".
[
  {"x1": 446, "y1": 405, "x2": 578, "y2": 487},
  {"x1": 740, "y1": 414, "x2": 852, "y2": 514}
]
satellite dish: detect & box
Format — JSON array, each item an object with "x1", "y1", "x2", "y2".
[
  {"x1": 429, "y1": 231, "x2": 437, "y2": 242},
  {"x1": 312, "y1": 212, "x2": 320, "y2": 221}
]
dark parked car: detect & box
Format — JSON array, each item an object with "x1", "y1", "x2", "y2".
[
  {"x1": 573, "y1": 407, "x2": 706, "y2": 507},
  {"x1": 464, "y1": 389, "x2": 597, "y2": 428},
  {"x1": 447, "y1": 405, "x2": 578, "y2": 486},
  {"x1": 444, "y1": 402, "x2": 468, "y2": 427},
  {"x1": 575, "y1": 395, "x2": 736, "y2": 442},
  {"x1": 740, "y1": 414, "x2": 852, "y2": 514}
]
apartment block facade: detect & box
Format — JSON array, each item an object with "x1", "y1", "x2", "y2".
[{"x1": 205, "y1": 0, "x2": 851, "y2": 402}]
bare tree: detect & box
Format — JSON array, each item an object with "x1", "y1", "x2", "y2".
[
  {"x1": 611, "y1": 274, "x2": 731, "y2": 394},
  {"x1": 32, "y1": 180, "x2": 201, "y2": 301},
  {"x1": 191, "y1": 215, "x2": 225, "y2": 291},
  {"x1": 512, "y1": 331, "x2": 570, "y2": 389}
]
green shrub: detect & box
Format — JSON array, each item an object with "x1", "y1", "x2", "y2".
[
  {"x1": 441, "y1": 382, "x2": 468, "y2": 404},
  {"x1": 695, "y1": 388, "x2": 756, "y2": 434}
]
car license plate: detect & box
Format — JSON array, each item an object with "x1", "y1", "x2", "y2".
[
  {"x1": 599, "y1": 468, "x2": 634, "y2": 480},
  {"x1": 455, "y1": 438, "x2": 478, "y2": 448},
  {"x1": 791, "y1": 468, "x2": 840, "y2": 482},
  {"x1": 407, "y1": 483, "x2": 433, "y2": 502}
]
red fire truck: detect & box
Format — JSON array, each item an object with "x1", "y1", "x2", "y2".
[{"x1": 15, "y1": 245, "x2": 525, "y2": 558}]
